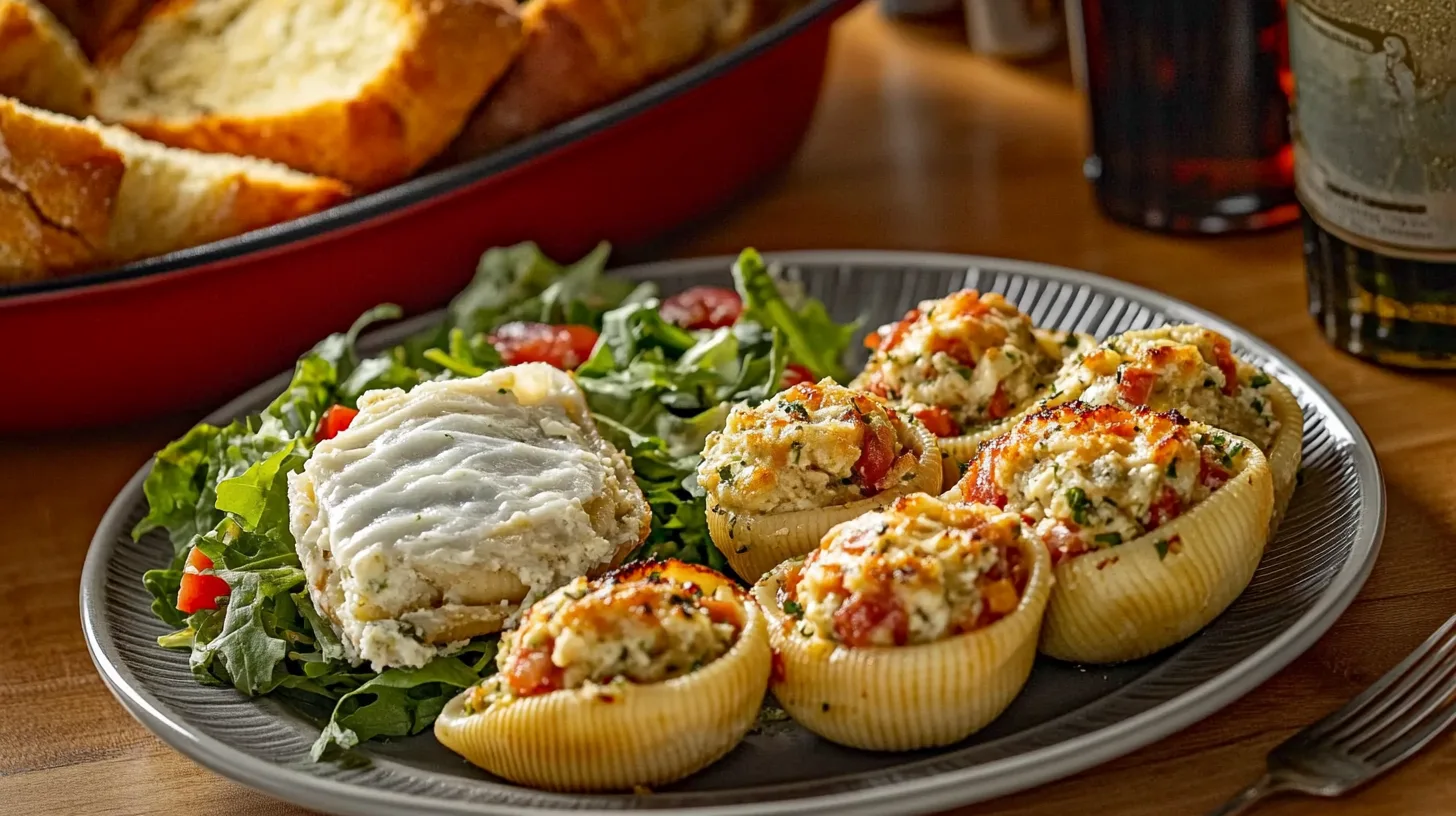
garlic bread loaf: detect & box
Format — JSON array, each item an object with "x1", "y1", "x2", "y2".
[
  {"x1": 93, "y1": 0, "x2": 524, "y2": 191},
  {"x1": 449, "y1": 0, "x2": 792, "y2": 158},
  {"x1": 0, "y1": 97, "x2": 349, "y2": 283},
  {"x1": 0, "y1": 0, "x2": 95, "y2": 116}
]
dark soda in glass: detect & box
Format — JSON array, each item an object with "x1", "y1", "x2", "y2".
[{"x1": 1068, "y1": 0, "x2": 1298, "y2": 234}]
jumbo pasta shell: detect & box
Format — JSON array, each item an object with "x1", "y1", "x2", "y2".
[
  {"x1": 434, "y1": 589, "x2": 771, "y2": 791},
  {"x1": 1038, "y1": 434, "x2": 1274, "y2": 664},
  {"x1": 752, "y1": 536, "x2": 1052, "y2": 751},
  {"x1": 708, "y1": 418, "x2": 942, "y2": 583},
  {"x1": 1263, "y1": 378, "x2": 1303, "y2": 532}
]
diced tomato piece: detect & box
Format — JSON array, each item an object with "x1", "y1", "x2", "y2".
[
  {"x1": 186, "y1": 547, "x2": 213, "y2": 571},
  {"x1": 832, "y1": 593, "x2": 909, "y2": 647},
  {"x1": 1212, "y1": 337, "x2": 1239, "y2": 395},
  {"x1": 315, "y1": 404, "x2": 358, "y2": 441},
  {"x1": 1043, "y1": 522, "x2": 1089, "y2": 566},
  {"x1": 875, "y1": 309, "x2": 921, "y2": 353},
  {"x1": 488, "y1": 322, "x2": 599, "y2": 370},
  {"x1": 781, "y1": 363, "x2": 815, "y2": 388},
  {"x1": 1147, "y1": 486, "x2": 1184, "y2": 529},
  {"x1": 914, "y1": 406, "x2": 961, "y2": 438},
  {"x1": 506, "y1": 649, "x2": 564, "y2": 697},
  {"x1": 770, "y1": 650, "x2": 787, "y2": 684},
  {"x1": 1199, "y1": 449, "x2": 1232, "y2": 491},
  {"x1": 853, "y1": 421, "x2": 898, "y2": 493},
  {"x1": 982, "y1": 579, "x2": 1019, "y2": 616},
  {"x1": 177, "y1": 547, "x2": 230, "y2": 614},
  {"x1": 1117, "y1": 368, "x2": 1156, "y2": 405},
  {"x1": 659, "y1": 286, "x2": 743, "y2": 330},
  {"x1": 986, "y1": 384, "x2": 1012, "y2": 420}
]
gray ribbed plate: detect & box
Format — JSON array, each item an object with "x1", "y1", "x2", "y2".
[{"x1": 81, "y1": 252, "x2": 1384, "y2": 816}]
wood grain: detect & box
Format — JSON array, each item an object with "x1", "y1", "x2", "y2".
[{"x1": 3, "y1": 4, "x2": 1453, "y2": 815}]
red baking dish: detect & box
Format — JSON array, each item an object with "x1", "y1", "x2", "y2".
[{"x1": 1, "y1": 0, "x2": 857, "y2": 432}]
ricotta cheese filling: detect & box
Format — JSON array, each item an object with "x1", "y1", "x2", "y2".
[
  {"x1": 467, "y1": 569, "x2": 742, "y2": 710},
  {"x1": 959, "y1": 402, "x2": 1248, "y2": 564},
  {"x1": 1050, "y1": 324, "x2": 1279, "y2": 450},
  {"x1": 853, "y1": 290, "x2": 1059, "y2": 434},
  {"x1": 698, "y1": 379, "x2": 918, "y2": 514},
  {"x1": 777, "y1": 494, "x2": 1028, "y2": 647},
  {"x1": 288, "y1": 364, "x2": 645, "y2": 670}
]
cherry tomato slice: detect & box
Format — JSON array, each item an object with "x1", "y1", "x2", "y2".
[
  {"x1": 315, "y1": 404, "x2": 359, "y2": 441},
  {"x1": 659, "y1": 287, "x2": 743, "y2": 330},
  {"x1": 488, "y1": 322, "x2": 599, "y2": 370},
  {"x1": 781, "y1": 363, "x2": 815, "y2": 388}
]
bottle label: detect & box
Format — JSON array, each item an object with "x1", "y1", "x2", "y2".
[{"x1": 1290, "y1": 1, "x2": 1456, "y2": 258}]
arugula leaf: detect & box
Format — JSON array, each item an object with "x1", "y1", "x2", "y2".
[
  {"x1": 189, "y1": 570, "x2": 298, "y2": 695},
  {"x1": 732, "y1": 249, "x2": 856, "y2": 382},
  {"x1": 449, "y1": 242, "x2": 642, "y2": 336},
  {"x1": 214, "y1": 440, "x2": 303, "y2": 532},
  {"x1": 131, "y1": 424, "x2": 222, "y2": 549},
  {"x1": 311, "y1": 645, "x2": 497, "y2": 760}
]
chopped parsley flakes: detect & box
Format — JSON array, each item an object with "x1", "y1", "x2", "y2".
[{"x1": 1065, "y1": 486, "x2": 1092, "y2": 524}]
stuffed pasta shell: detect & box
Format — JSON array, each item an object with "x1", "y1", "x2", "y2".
[
  {"x1": 953, "y1": 402, "x2": 1273, "y2": 663},
  {"x1": 698, "y1": 379, "x2": 942, "y2": 582},
  {"x1": 753, "y1": 493, "x2": 1051, "y2": 750},
  {"x1": 434, "y1": 560, "x2": 770, "y2": 790},
  {"x1": 851, "y1": 289, "x2": 1093, "y2": 481},
  {"x1": 1046, "y1": 324, "x2": 1302, "y2": 526}
]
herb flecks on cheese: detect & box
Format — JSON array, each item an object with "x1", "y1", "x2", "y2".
[
  {"x1": 777, "y1": 494, "x2": 1029, "y2": 647},
  {"x1": 959, "y1": 402, "x2": 1248, "y2": 565}
]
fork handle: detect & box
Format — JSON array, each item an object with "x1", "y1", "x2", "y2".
[{"x1": 1205, "y1": 773, "x2": 1291, "y2": 816}]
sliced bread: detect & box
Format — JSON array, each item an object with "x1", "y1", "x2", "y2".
[
  {"x1": 0, "y1": 0, "x2": 95, "y2": 117},
  {"x1": 0, "y1": 97, "x2": 350, "y2": 283},
  {"x1": 94, "y1": 0, "x2": 524, "y2": 191},
  {"x1": 448, "y1": 0, "x2": 792, "y2": 159}
]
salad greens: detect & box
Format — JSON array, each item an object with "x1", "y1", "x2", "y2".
[{"x1": 135, "y1": 242, "x2": 856, "y2": 759}]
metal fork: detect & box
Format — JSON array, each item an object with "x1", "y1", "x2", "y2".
[{"x1": 1208, "y1": 612, "x2": 1456, "y2": 815}]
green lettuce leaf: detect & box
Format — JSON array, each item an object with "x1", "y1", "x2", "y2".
[
  {"x1": 311, "y1": 642, "x2": 498, "y2": 760},
  {"x1": 732, "y1": 248, "x2": 856, "y2": 382}
]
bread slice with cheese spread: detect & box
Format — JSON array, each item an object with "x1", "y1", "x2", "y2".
[
  {"x1": 94, "y1": 0, "x2": 524, "y2": 191},
  {"x1": 0, "y1": 97, "x2": 349, "y2": 283},
  {"x1": 448, "y1": 0, "x2": 793, "y2": 159},
  {"x1": 0, "y1": 0, "x2": 95, "y2": 116}
]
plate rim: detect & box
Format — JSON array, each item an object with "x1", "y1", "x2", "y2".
[{"x1": 80, "y1": 250, "x2": 1386, "y2": 816}]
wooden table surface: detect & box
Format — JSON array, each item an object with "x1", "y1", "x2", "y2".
[{"x1": 4, "y1": 5, "x2": 1455, "y2": 815}]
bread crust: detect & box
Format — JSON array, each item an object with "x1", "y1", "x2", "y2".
[
  {"x1": 0, "y1": 0, "x2": 95, "y2": 117},
  {"x1": 96, "y1": 0, "x2": 525, "y2": 190},
  {"x1": 0, "y1": 98, "x2": 122, "y2": 248},
  {"x1": 0, "y1": 97, "x2": 349, "y2": 282},
  {"x1": 448, "y1": 0, "x2": 790, "y2": 158}
]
